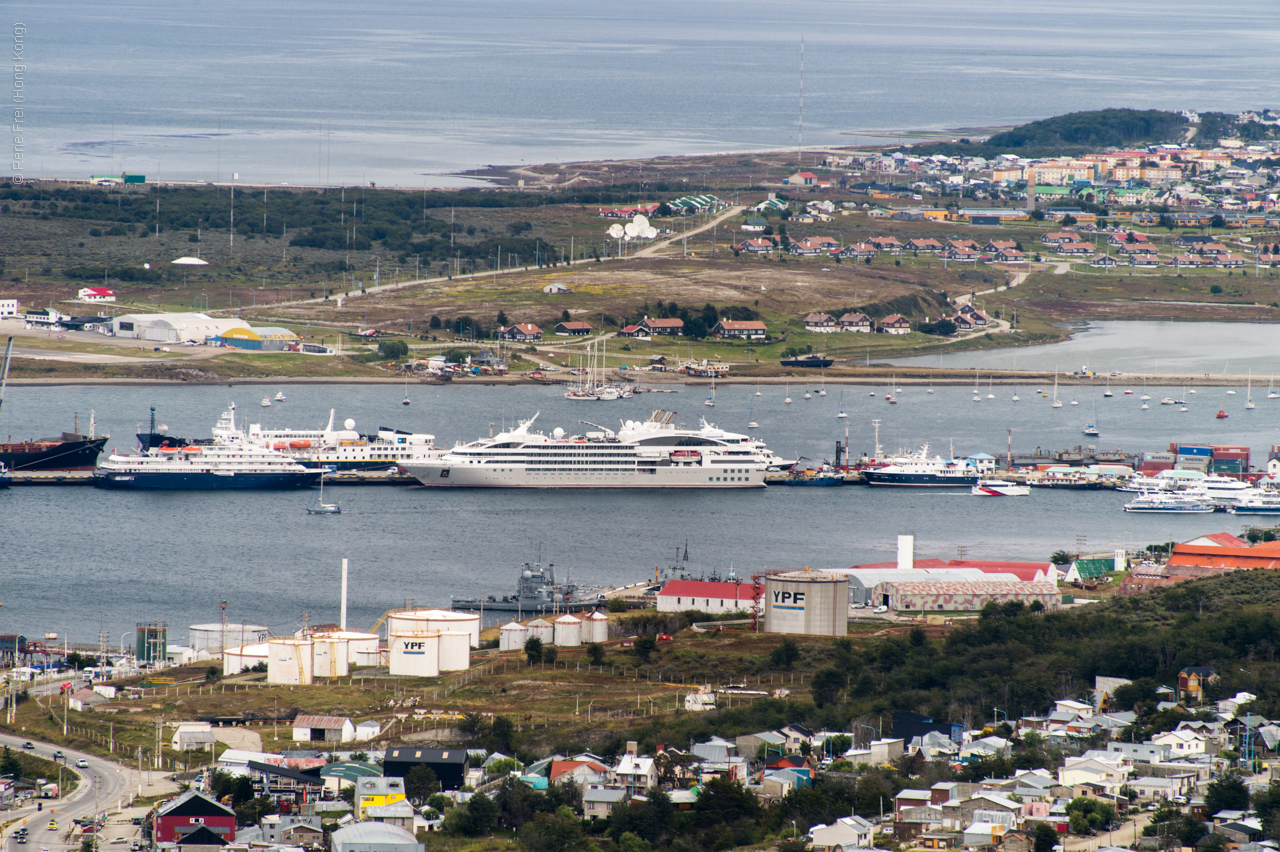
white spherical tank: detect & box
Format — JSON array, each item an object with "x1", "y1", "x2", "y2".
[
  {"x1": 189, "y1": 623, "x2": 270, "y2": 655},
  {"x1": 223, "y1": 643, "x2": 268, "y2": 674},
  {"x1": 267, "y1": 638, "x2": 314, "y2": 685},
  {"x1": 553, "y1": 614, "x2": 582, "y2": 647},
  {"x1": 438, "y1": 631, "x2": 471, "y2": 672},
  {"x1": 527, "y1": 618, "x2": 554, "y2": 644},
  {"x1": 387, "y1": 609, "x2": 480, "y2": 648},
  {"x1": 499, "y1": 622, "x2": 529, "y2": 652},
  {"x1": 582, "y1": 611, "x2": 609, "y2": 643},
  {"x1": 388, "y1": 632, "x2": 440, "y2": 677},
  {"x1": 312, "y1": 637, "x2": 350, "y2": 678},
  {"x1": 763, "y1": 570, "x2": 849, "y2": 637}
]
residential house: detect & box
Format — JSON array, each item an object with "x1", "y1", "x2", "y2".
[
  {"x1": 867, "y1": 236, "x2": 904, "y2": 252},
  {"x1": 786, "y1": 172, "x2": 818, "y2": 186},
  {"x1": 741, "y1": 218, "x2": 769, "y2": 232},
  {"x1": 1040, "y1": 232, "x2": 1078, "y2": 245},
  {"x1": 738, "y1": 238, "x2": 776, "y2": 253},
  {"x1": 638, "y1": 317, "x2": 684, "y2": 336},
  {"x1": 1057, "y1": 756, "x2": 1127, "y2": 794},
  {"x1": 554, "y1": 321, "x2": 592, "y2": 336},
  {"x1": 968, "y1": 310, "x2": 991, "y2": 326},
  {"x1": 364, "y1": 802, "x2": 416, "y2": 832},
  {"x1": 291, "y1": 715, "x2": 356, "y2": 744},
  {"x1": 941, "y1": 247, "x2": 982, "y2": 262},
  {"x1": 1179, "y1": 667, "x2": 1218, "y2": 702},
  {"x1": 583, "y1": 786, "x2": 629, "y2": 819},
  {"x1": 839, "y1": 312, "x2": 872, "y2": 332},
  {"x1": 259, "y1": 815, "x2": 323, "y2": 846},
  {"x1": 994, "y1": 248, "x2": 1026, "y2": 263},
  {"x1": 496, "y1": 323, "x2": 542, "y2": 342},
  {"x1": 153, "y1": 791, "x2": 238, "y2": 845},
  {"x1": 614, "y1": 754, "x2": 657, "y2": 795},
  {"x1": 945, "y1": 239, "x2": 981, "y2": 252},
  {"x1": 77, "y1": 287, "x2": 116, "y2": 302},
  {"x1": 896, "y1": 789, "x2": 934, "y2": 815},
  {"x1": 809, "y1": 816, "x2": 875, "y2": 851},
  {"x1": 618, "y1": 325, "x2": 646, "y2": 338},
  {"x1": 837, "y1": 243, "x2": 876, "y2": 260},
  {"x1": 982, "y1": 240, "x2": 1018, "y2": 253},
  {"x1": 542, "y1": 283, "x2": 572, "y2": 294},
  {"x1": 68, "y1": 688, "x2": 108, "y2": 712},
  {"x1": 779, "y1": 725, "x2": 815, "y2": 752},
  {"x1": 879, "y1": 314, "x2": 911, "y2": 335},
  {"x1": 549, "y1": 759, "x2": 610, "y2": 787},
  {"x1": 247, "y1": 760, "x2": 324, "y2": 809},
  {"x1": 171, "y1": 722, "x2": 216, "y2": 752},
  {"x1": 711, "y1": 320, "x2": 767, "y2": 340},
  {"x1": 1088, "y1": 254, "x2": 1120, "y2": 268},
  {"x1": 1056, "y1": 241, "x2": 1094, "y2": 255},
  {"x1": 1152, "y1": 729, "x2": 1206, "y2": 755},
  {"x1": 735, "y1": 730, "x2": 786, "y2": 759},
  {"x1": 382, "y1": 747, "x2": 469, "y2": 790},
  {"x1": 905, "y1": 238, "x2": 942, "y2": 253},
  {"x1": 353, "y1": 777, "x2": 407, "y2": 820},
  {"x1": 959, "y1": 793, "x2": 1021, "y2": 826},
  {"x1": 803, "y1": 313, "x2": 837, "y2": 332},
  {"x1": 789, "y1": 236, "x2": 840, "y2": 256},
  {"x1": 1054, "y1": 699, "x2": 1094, "y2": 718}
]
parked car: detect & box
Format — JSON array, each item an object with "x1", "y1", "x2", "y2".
[
  {"x1": 22, "y1": 741, "x2": 35, "y2": 749},
  {"x1": 76, "y1": 759, "x2": 89, "y2": 768}
]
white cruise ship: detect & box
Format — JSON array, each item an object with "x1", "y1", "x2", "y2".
[
  {"x1": 401, "y1": 410, "x2": 792, "y2": 488},
  {"x1": 240, "y1": 409, "x2": 445, "y2": 471}
]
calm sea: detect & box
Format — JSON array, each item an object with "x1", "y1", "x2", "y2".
[
  {"x1": 2, "y1": 374, "x2": 1273, "y2": 643},
  {"x1": 17, "y1": 0, "x2": 1280, "y2": 186}
]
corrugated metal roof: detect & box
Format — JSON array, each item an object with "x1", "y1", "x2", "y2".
[
  {"x1": 658, "y1": 580, "x2": 757, "y2": 601},
  {"x1": 294, "y1": 715, "x2": 350, "y2": 729},
  {"x1": 331, "y1": 823, "x2": 419, "y2": 845},
  {"x1": 879, "y1": 581, "x2": 1059, "y2": 595}
]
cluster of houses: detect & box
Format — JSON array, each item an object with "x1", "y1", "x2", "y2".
[{"x1": 802, "y1": 312, "x2": 912, "y2": 335}]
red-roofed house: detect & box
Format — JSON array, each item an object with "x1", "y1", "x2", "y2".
[
  {"x1": 790, "y1": 236, "x2": 840, "y2": 256},
  {"x1": 1185, "y1": 532, "x2": 1249, "y2": 548},
  {"x1": 837, "y1": 243, "x2": 876, "y2": 260},
  {"x1": 712, "y1": 320, "x2": 768, "y2": 340},
  {"x1": 1056, "y1": 241, "x2": 1094, "y2": 255},
  {"x1": 657, "y1": 580, "x2": 758, "y2": 614},
  {"x1": 639, "y1": 317, "x2": 684, "y2": 336},
  {"x1": 868, "y1": 236, "x2": 904, "y2": 252},
  {"x1": 804, "y1": 313, "x2": 837, "y2": 332},
  {"x1": 879, "y1": 314, "x2": 911, "y2": 335},
  {"x1": 787, "y1": 172, "x2": 819, "y2": 186},
  {"x1": 905, "y1": 238, "x2": 942, "y2": 253},
  {"x1": 77, "y1": 287, "x2": 116, "y2": 302},
  {"x1": 1041, "y1": 232, "x2": 1077, "y2": 245},
  {"x1": 618, "y1": 324, "x2": 646, "y2": 338},
  {"x1": 839, "y1": 312, "x2": 871, "y2": 332},
  {"x1": 738, "y1": 238, "x2": 776, "y2": 253},
  {"x1": 554, "y1": 321, "x2": 592, "y2": 336},
  {"x1": 497, "y1": 323, "x2": 542, "y2": 342},
  {"x1": 994, "y1": 249, "x2": 1026, "y2": 263},
  {"x1": 549, "y1": 759, "x2": 611, "y2": 786}
]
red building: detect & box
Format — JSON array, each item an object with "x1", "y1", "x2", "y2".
[{"x1": 153, "y1": 791, "x2": 237, "y2": 844}]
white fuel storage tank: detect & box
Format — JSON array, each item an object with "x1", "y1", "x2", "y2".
[
  {"x1": 763, "y1": 570, "x2": 848, "y2": 637},
  {"x1": 553, "y1": 614, "x2": 582, "y2": 647},
  {"x1": 527, "y1": 618, "x2": 554, "y2": 645},
  {"x1": 388, "y1": 632, "x2": 440, "y2": 677},
  {"x1": 499, "y1": 622, "x2": 528, "y2": 652},
  {"x1": 582, "y1": 611, "x2": 609, "y2": 643},
  {"x1": 438, "y1": 631, "x2": 471, "y2": 672},
  {"x1": 312, "y1": 637, "x2": 350, "y2": 678},
  {"x1": 189, "y1": 623, "x2": 270, "y2": 656},
  {"x1": 223, "y1": 643, "x2": 269, "y2": 674},
  {"x1": 267, "y1": 638, "x2": 315, "y2": 685},
  {"x1": 386, "y1": 609, "x2": 480, "y2": 648}
]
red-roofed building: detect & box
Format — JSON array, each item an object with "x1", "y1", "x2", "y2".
[
  {"x1": 738, "y1": 238, "x2": 776, "y2": 253},
  {"x1": 77, "y1": 287, "x2": 116, "y2": 302},
  {"x1": 879, "y1": 314, "x2": 911, "y2": 335},
  {"x1": 948, "y1": 560, "x2": 1057, "y2": 583},
  {"x1": 554, "y1": 321, "x2": 592, "y2": 336},
  {"x1": 497, "y1": 323, "x2": 542, "y2": 342},
  {"x1": 618, "y1": 324, "x2": 645, "y2": 338},
  {"x1": 657, "y1": 580, "x2": 758, "y2": 614},
  {"x1": 790, "y1": 236, "x2": 840, "y2": 256},
  {"x1": 1186, "y1": 532, "x2": 1249, "y2": 548},
  {"x1": 787, "y1": 172, "x2": 819, "y2": 186},
  {"x1": 549, "y1": 759, "x2": 611, "y2": 786},
  {"x1": 639, "y1": 317, "x2": 684, "y2": 336},
  {"x1": 711, "y1": 319, "x2": 768, "y2": 340}
]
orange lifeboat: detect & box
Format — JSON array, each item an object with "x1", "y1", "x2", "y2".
[
  {"x1": 273, "y1": 442, "x2": 288, "y2": 450},
  {"x1": 182, "y1": 446, "x2": 202, "y2": 453},
  {"x1": 159, "y1": 446, "x2": 182, "y2": 453},
  {"x1": 289, "y1": 440, "x2": 311, "y2": 449}
]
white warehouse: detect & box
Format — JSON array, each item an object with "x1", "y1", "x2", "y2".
[{"x1": 113, "y1": 312, "x2": 245, "y2": 343}]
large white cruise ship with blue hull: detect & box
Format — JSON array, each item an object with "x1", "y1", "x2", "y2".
[
  {"x1": 402, "y1": 410, "x2": 792, "y2": 489},
  {"x1": 93, "y1": 405, "x2": 322, "y2": 490}
]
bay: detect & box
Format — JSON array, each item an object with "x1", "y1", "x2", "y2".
[
  {"x1": 2, "y1": 378, "x2": 1270, "y2": 644},
  {"x1": 16, "y1": 0, "x2": 1280, "y2": 185}
]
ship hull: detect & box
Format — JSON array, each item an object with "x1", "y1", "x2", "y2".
[
  {"x1": 863, "y1": 471, "x2": 978, "y2": 487},
  {"x1": 92, "y1": 470, "x2": 322, "y2": 489},
  {"x1": 403, "y1": 463, "x2": 765, "y2": 489},
  {"x1": 0, "y1": 437, "x2": 108, "y2": 471}
]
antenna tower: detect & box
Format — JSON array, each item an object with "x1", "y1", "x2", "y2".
[
  {"x1": 219, "y1": 600, "x2": 229, "y2": 656},
  {"x1": 797, "y1": 36, "x2": 805, "y2": 167}
]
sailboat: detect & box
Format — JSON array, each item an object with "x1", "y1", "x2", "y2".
[
  {"x1": 1269, "y1": 376, "x2": 1278, "y2": 400},
  {"x1": 1051, "y1": 373, "x2": 1063, "y2": 408},
  {"x1": 1140, "y1": 378, "x2": 1150, "y2": 401},
  {"x1": 1011, "y1": 381, "x2": 1020, "y2": 402},
  {"x1": 836, "y1": 390, "x2": 848, "y2": 419},
  {"x1": 1082, "y1": 402, "x2": 1099, "y2": 436},
  {"x1": 1103, "y1": 376, "x2": 1113, "y2": 398},
  {"x1": 705, "y1": 378, "x2": 716, "y2": 407},
  {"x1": 803, "y1": 385, "x2": 812, "y2": 400},
  {"x1": 747, "y1": 400, "x2": 758, "y2": 429},
  {"x1": 755, "y1": 382, "x2": 762, "y2": 397},
  {"x1": 784, "y1": 381, "x2": 792, "y2": 405},
  {"x1": 885, "y1": 379, "x2": 897, "y2": 404},
  {"x1": 986, "y1": 377, "x2": 995, "y2": 399},
  {"x1": 402, "y1": 368, "x2": 412, "y2": 406},
  {"x1": 972, "y1": 368, "x2": 981, "y2": 401},
  {"x1": 1246, "y1": 370, "x2": 1255, "y2": 409},
  {"x1": 306, "y1": 470, "x2": 341, "y2": 515},
  {"x1": 927, "y1": 376, "x2": 934, "y2": 395},
  {"x1": 817, "y1": 375, "x2": 827, "y2": 397}
]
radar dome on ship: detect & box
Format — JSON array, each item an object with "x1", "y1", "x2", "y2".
[
  {"x1": 552, "y1": 427, "x2": 565, "y2": 439},
  {"x1": 344, "y1": 418, "x2": 356, "y2": 430}
]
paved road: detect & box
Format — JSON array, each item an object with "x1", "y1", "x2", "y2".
[
  {"x1": 636, "y1": 206, "x2": 745, "y2": 257},
  {"x1": 0, "y1": 731, "x2": 175, "y2": 852}
]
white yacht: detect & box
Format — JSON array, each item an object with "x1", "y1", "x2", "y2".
[
  {"x1": 1228, "y1": 491, "x2": 1280, "y2": 515},
  {"x1": 402, "y1": 410, "x2": 792, "y2": 488},
  {"x1": 1123, "y1": 492, "x2": 1216, "y2": 513},
  {"x1": 972, "y1": 479, "x2": 1030, "y2": 497},
  {"x1": 241, "y1": 409, "x2": 445, "y2": 471},
  {"x1": 862, "y1": 444, "x2": 979, "y2": 487}
]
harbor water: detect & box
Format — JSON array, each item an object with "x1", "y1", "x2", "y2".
[{"x1": 3, "y1": 377, "x2": 1277, "y2": 643}]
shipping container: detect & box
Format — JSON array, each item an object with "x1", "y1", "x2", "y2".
[
  {"x1": 1212, "y1": 445, "x2": 1250, "y2": 454},
  {"x1": 1145, "y1": 452, "x2": 1176, "y2": 461},
  {"x1": 1177, "y1": 445, "x2": 1213, "y2": 457}
]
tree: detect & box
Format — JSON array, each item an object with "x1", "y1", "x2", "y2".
[
  {"x1": 459, "y1": 712, "x2": 489, "y2": 743},
  {"x1": 429, "y1": 314, "x2": 441, "y2": 329},
  {"x1": 518, "y1": 805, "x2": 586, "y2": 852},
  {"x1": 543, "y1": 646, "x2": 558, "y2": 665},
  {"x1": 1206, "y1": 776, "x2": 1250, "y2": 814},
  {"x1": 1049, "y1": 550, "x2": 1074, "y2": 565},
  {"x1": 1034, "y1": 822, "x2": 1059, "y2": 852},
  {"x1": 585, "y1": 643, "x2": 605, "y2": 666},
  {"x1": 491, "y1": 715, "x2": 516, "y2": 753},
  {"x1": 488, "y1": 757, "x2": 521, "y2": 775},
  {"x1": 378, "y1": 338, "x2": 408, "y2": 359},
  {"x1": 770, "y1": 638, "x2": 800, "y2": 670},
  {"x1": 811, "y1": 668, "x2": 845, "y2": 708},
  {"x1": 618, "y1": 832, "x2": 653, "y2": 852},
  {"x1": 1210, "y1": 214, "x2": 1226, "y2": 229},
  {"x1": 634, "y1": 636, "x2": 657, "y2": 663},
  {"x1": 463, "y1": 792, "x2": 498, "y2": 836},
  {"x1": 235, "y1": 796, "x2": 277, "y2": 827},
  {"x1": 1, "y1": 746, "x2": 23, "y2": 780},
  {"x1": 561, "y1": 309, "x2": 571, "y2": 322},
  {"x1": 1061, "y1": 214, "x2": 1077, "y2": 226},
  {"x1": 405, "y1": 765, "x2": 440, "y2": 804},
  {"x1": 524, "y1": 635, "x2": 543, "y2": 665},
  {"x1": 497, "y1": 310, "x2": 509, "y2": 326},
  {"x1": 692, "y1": 777, "x2": 760, "y2": 828}
]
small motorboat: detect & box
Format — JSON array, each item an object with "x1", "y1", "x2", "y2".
[
  {"x1": 261, "y1": 397, "x2": 272, "y2": 407},
  {"x1": 274, "y1": 391, "x2": 286, "y2": 402}
]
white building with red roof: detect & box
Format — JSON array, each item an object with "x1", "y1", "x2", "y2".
[
  {"x1": 657, "y1": 580, "x2": 758, "y2": 614},
  {"x1": 77, "y1": 287, "x2": 116, "y2": 302},
  {"x1": 711, "y1": 320, "x2": 767, "y2": 340},
  {"x1": 497, "y1": 323, "x2": 542, "y2": 342}
]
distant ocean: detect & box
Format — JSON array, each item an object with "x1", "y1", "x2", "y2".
[{"x1": 14, "y1": 0, "x2": 1280, "y2": 187}]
